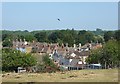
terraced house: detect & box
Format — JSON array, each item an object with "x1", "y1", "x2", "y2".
[{"x1": 12, "y1": 39, "x2": 102, "y2": 70}]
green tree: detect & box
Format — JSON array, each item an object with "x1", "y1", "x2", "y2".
[
  {"x1": 86, "y1": 40, "x2": 119, "y2": 69},
  {"x1": 42, "y1": 54, "x2": 58, "y2": 72},
  {"x1": 63, "y1": 34, "x2": 74, "y2": 47},
  {"x1": 24, "y1": 34, "x2": 36, "y2": 42},
  {"x1": 85, "y1": 32, "x2": 95, "y2": 43},
  {"x1": 2, "y1": 39, "x2": 13, "y2": 47},
  {"x1": 2, "y1": 48, "x2": 37, "y2": 72},
  {"x1": 114, "y1": 30, "x2": 120, "y2": 41},
  {"x1": 48, "y1": 32, "x2": 59, "y2": 43},
  {"x1": 96, "y1": 35, "x2": 104, "y2": 43},
  {"x1": 86, "y1": 48, "x2": 102, "y2": 64},
  {"x1": 102, "y1": 40, "x2": 119, "y2": 68},
  {"x1": 104, "y1": 31, "x2": 114, "y2": 42},
  {"x1": 96, "y1": 28, "x2": 103, "y2": 35},
  {"x1": 78, "y1": 30, "x2": 87, "y2": 35},
  {"x1": 34, "y1": 32, "x2": 47, "y2": 42},
  {"x1": 2, "y1": 34, "x2": 8, "y2": 41},
  {"x1": 42, "y1": 55, "x2": 56, "y2": 68},
  {"x1": 76, "y1": 30, "x2": 95, "y2": 45}
]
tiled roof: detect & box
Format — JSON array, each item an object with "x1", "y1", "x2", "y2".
[
  {"x1": 74, "y1": 51, "x2": 90, "y2": 56},
  {"x1": 42, "y1": 47, "x2": 49, "y2": 53}
]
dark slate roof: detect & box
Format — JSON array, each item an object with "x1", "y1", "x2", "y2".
[
  {"x1": 53, "y1": 52, "x2": 69, "y2": 65},
  {"x1": 59, "y1": 57, "x2": 69, "y2": 65},
  {"x1": 53, "y1": 52, "x2": 59, "y2": 62}
]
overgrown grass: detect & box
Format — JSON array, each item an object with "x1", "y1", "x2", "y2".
[{"x1": 2, "y1": 69, "x2": 118, "y2": 82}]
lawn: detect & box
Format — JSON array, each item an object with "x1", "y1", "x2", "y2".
[{"x1": 1, "y1": 69, "x2": 118, "y2": 82}]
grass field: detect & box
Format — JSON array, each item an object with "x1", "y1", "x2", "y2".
[{"x1": 1, "y1": 69, "x2": 118, "y2": 82}]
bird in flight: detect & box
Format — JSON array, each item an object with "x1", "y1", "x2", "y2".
[{"x1": 57, "y1": 18, "x2": 60, "y2": 21}]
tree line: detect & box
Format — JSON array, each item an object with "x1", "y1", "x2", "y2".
[{"x1": 2, "y1": 28, "x2": 107, "y2": 47}]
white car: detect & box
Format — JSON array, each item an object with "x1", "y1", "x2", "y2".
[{"x1": 18, "y1": 67, "x2": 26, "y2": 73}]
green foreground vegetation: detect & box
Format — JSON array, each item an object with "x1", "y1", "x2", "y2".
[{"x1": 2, "y1": 69, "x2": 118, "y2": 82}]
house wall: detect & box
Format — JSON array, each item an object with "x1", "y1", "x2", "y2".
[
  {"x1": 71, "y1": 53, "x2": 76, "y2": 57},
  {"x1": 83, "y1": 56, "x2": 88, "y2": 64},
  {"x1": 26, "y1": 47, "x2": 32, "y2": 53},
  {"x1": 16, "y1": 47, "x2": 26, "y2": 52}
]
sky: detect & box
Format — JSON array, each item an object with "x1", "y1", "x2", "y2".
[
  {"x1": 2, "y1": 2, "x2": 118, "y2": 31},
  {"x1": 1, "y1": 0, "x2": 119, "y2": 2}
]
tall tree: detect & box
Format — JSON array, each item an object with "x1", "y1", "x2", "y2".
[
  {"x1": 34, "y1": 32, "x2": 47, "y2": 42},
  {"x1": 76, "y1": 30, "x2": 95, "y2": 45},
  {"x1": 86, "y1": 48, "x2": 102, "y2": 64},
  {"x1": 2, "y1": 48, "x2": 37, "y2": 72},
  {"x1": 2, "y1": 39, "x2": 13, "y2": 47},
  {"x1": 102, "y1": 40, "x2": 119, "y2": 68},
  {"x1": 104, "y1": 31, "x2": 114, "y2": 42},
  {"x1": 48, "y1": 32, "x2": 59, "y2": 43},
  {"x1": 114, "y1": 30, "x2": 120, "y2": 41},
  {"x1": 42, "y1": 54, "x2": 58, "y2": 72},
  {"x1": 86, "y1": 40, "x2": 119, "y2": 69}
]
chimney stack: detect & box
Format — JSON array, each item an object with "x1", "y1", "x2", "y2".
[
  {"x1": 62, "y1": 43, "x2": 64, "y2": 48},
  {"x1": 73, "y1": 44, "x2": 76, "y2": 48},
  {"x1": 66, "y1": 43, "x2": 68, "y2": 47},
  {"x1": 79, "y1": 43, "x2": 81, "y2": 48}
]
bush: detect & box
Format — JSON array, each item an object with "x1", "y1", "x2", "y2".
[{"x1": 2, "y1": 48, "x2": 37, "y2": 72}]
